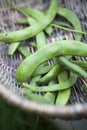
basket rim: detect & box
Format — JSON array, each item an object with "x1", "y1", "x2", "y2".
[{"x1": 0, "y1": 83, "x2": 87, "y2": 119}]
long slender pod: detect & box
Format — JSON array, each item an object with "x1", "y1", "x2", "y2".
[
  {"x1": 22, "y1": 72, "x2": 77, "y2": 92},
  {"x1": 16, "y1": 40, "x2": 87, "y2": 83},
  {"x1": 0, "y1": 0, "x2": 57, "y2": 42},
  {"x1": 57, "y1": 7, "x2": 82, "y2": 41},
  {"x1": 58, "y1": 56, "x2": 87, "y2": 78},
  {"x1": 56, "y1": 71, "x2": 71, "y2": 106}
]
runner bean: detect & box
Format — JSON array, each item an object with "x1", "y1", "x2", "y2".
[
  {"x1": 38, "y1": 64, "x2": 63, "y2": 83},
  {"x1": 58, "y1": 56, "x2": 87, "y2": 78},
  {"x1": 16, "y1": 40, "x2": 87, "y2": 83},
  {"x1": 56, "y1": 71, "x2": 71, "y2": 105},
  {"x1": 22, "y1": 72, "x2": 77, "y2": 92},
  {"x1": 0, "y1": 0, "x2": 57, "y2": 42}
]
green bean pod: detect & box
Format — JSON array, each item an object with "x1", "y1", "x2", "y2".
[
  {"x1": 8, "y1": 42, "x2": 20, "y2": 55},
  {"x1": 52, "y1": 22, "x2": 87, "y2": 35},
  {"x1": 24, "y1": 89, "x2": 53, "y2": 104},
  {"x1": 18, "y1": 45, "x2": 31, "y2": 57},
  {"x1": 38, "y1": 64, "x2": 63, "y2": 83},
  {"x1": 13, "y1": 7, "x2": 44, "y2": 19},
  {"x1": 28, "y1": 16, "x2": 46, "y2": 85},
  {"x1": 26, "y1": 15, "x2": 55, "y2": 106},
  {"x1": 16, "y1": 40, "x2": 87, "y2": 83},
  {"x1": 22, "y1": 72, "x2": 77, "y2": 92},
  {"x1": 44, "y1": 80, "x2": 56, "y2": 104},
  {"x1": 33, "y1": 64, "x2": 55, "y2": 76},
  {"x1": 56, "y1": 71, "x2": 71, "y2": 106},
  {"x1": 14, "y1": 6, "x2": 53, "y2": 35},
  {"x1": 27, "y1": 17, "x2": 50, "y2": 77},
  {"x1": 25, "y1": 16, "x2": 55, "y2": 104},
  {"x1": 57, "y1": 7, "x2": 82, "y2": 41},
  {"x1": 56, "y1": 88, "x2": 71, "y2": 105},
  {"x1": 27, "y1": 16, "x2": 46, "y2": 50},
  {"x1": 0, "y1": 0, "x2": 57, "y2": 43},
  {"x1": 30, "y1": 76, "x2": 40, "y2": 85},
  {"x1": 54, "y1": 21, "x2": 72, "y2": 28},
  {"x1": 71, "y1": 60, "x2": 87, "y2": 70},
  {"x1": 59, "y1": 56, "x2": 87, "y2": 78}
]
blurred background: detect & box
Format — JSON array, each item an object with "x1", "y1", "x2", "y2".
[{"x1": 0, "y1": 97, "x2": 87, "y2": 130}]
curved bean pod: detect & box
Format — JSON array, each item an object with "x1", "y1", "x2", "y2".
[
  {"x1": 22, "y1": 72, "x2": 77, "y2": 92},
  {"x1": 52, "y1": 22, "x2": 87, "y2": 35},
  {"x1": 59, "y1": 56, "x2": 87, "y2": 78},
  {"x1": 44, "y1": 80, "x2": 56, "y2": 104},
  {"x1": 13, "y1": 7, "x2": 44, "y2": 19},
  {"x1": 16, "y1": 40, "x2": 87, "y2": 83},
  {"x1": 33, "y1": 64, "x2": 55, "y2": 76},
  {"x1": 27, "y1": 17, "x2": 46, "y2": 50},
  {"x1": 57, "y1": 7, "x2": 82, "y2": 41},
  {"x1": 38, "y1": 64, "x2": 63, "y2": 83},
  {"x1": 71, "y1": 60, "x2": 87, "y2": 70},
  {"x1": 27, "y1": 16, "x2": 55, "y2": 105},
  {"x1": 0, "y1": 0, "x2": 57, "y2": 42},
  {"x1": 15, "y1": 6, "x2": 83, "y2": 38},
  {"x1": 25, "y1": 16, "x2": 55, "y2": 104},
  {"x1": 18, "y1": 45, "x2": 31, "y2": 57},
  {"x1": 56, "y1": 71, "x2": 71, "y2": 105},
  {"x1": 28, "y1": 16, "x2": 46, "y2": 85},
  {"x1": 8, "y1": 42, "x2": 20, "y2": 55},
  {"x1": 56, "y1": 88, "x2": 71, "y2": 105},
  {"x1": 14, "y1": 6, "x2": 53, "y2": 35},
  {"x1": 54, "y1": 21, "x2": 72, "y2": 28}
]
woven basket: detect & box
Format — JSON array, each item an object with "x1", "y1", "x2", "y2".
[{"x1": 0, "y1": 0, "x2": 87, "y2": 120}]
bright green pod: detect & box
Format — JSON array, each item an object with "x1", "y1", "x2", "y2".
[
  {"x1": 56, "y1": 71, "x2": 71, "y2": 106},
  {"x1": 16, "y1": 40, "x2": 87, "y2": 83},
  {"x1": 57, "y1": 7, "x2": 82, "y2": 41},
  {"x1": 0, "y1": 0, "x2": 57, "y2": 42},
  {"x1": 38, "y1": 64, "x2": 63, "y2": 83},
  {"x1": 22, "y1": 72, "x2": 77, "y2": 92},
  {"x1": 59, "y1": 56, "x2": 87, "y2": 78}
]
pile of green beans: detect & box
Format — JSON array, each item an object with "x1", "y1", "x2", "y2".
[{"x1": 1, "y1": 0, "x2": 87, "y2": 105}]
